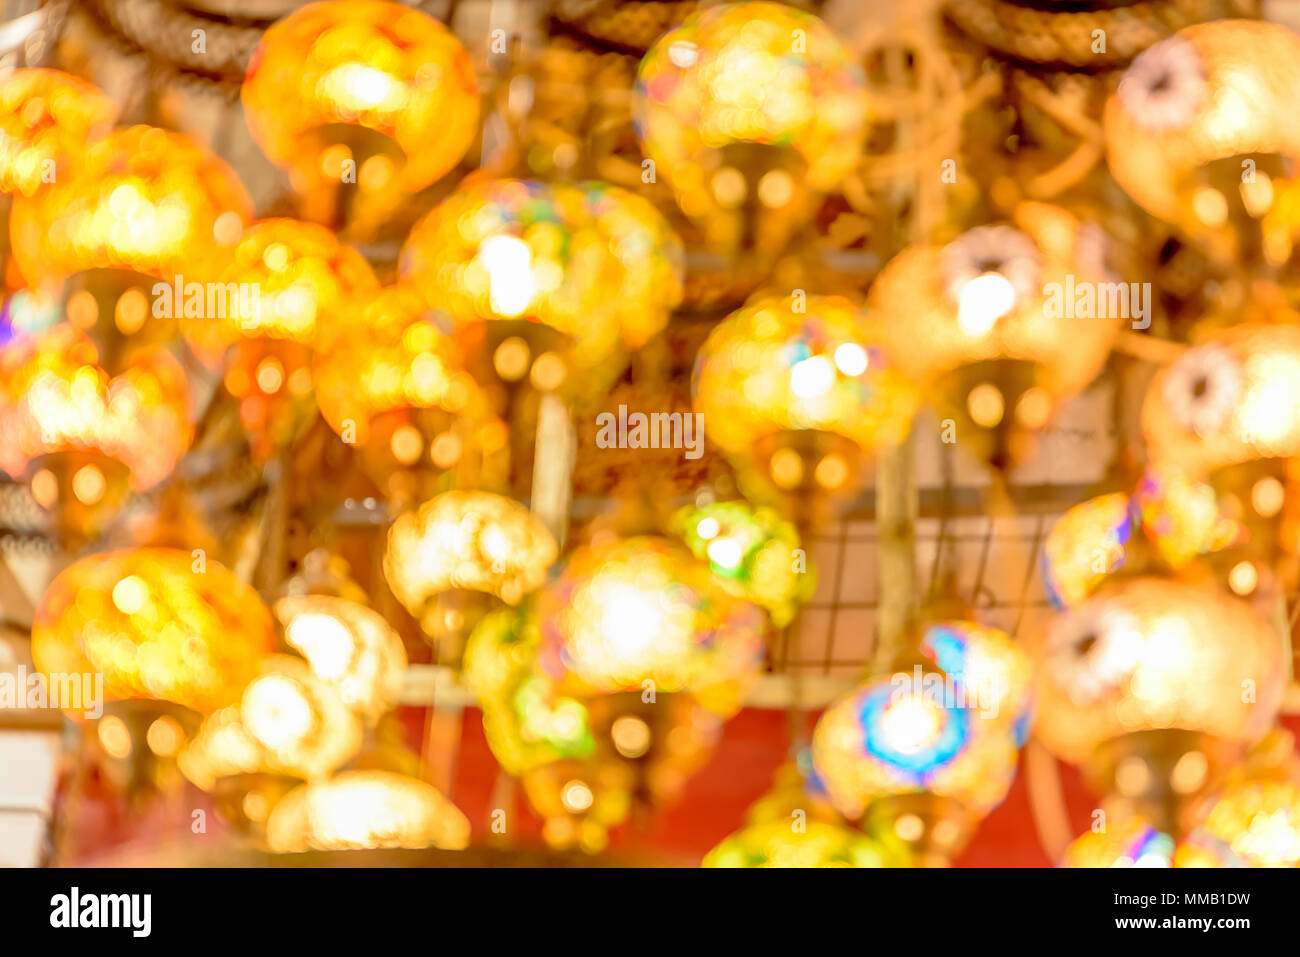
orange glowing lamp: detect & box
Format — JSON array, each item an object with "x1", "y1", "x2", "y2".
[
  {"x1": 8, "y1": 125, "x2": 252, "y2": 290},
  {"x1": 0, "y1": 69, "x2": 117, "y2": 198},
  {"x1": 178, "y1": 218, "x2": 379, "y2": 457},
  {"x1": 313, "y1": 285, "x2": 504, "y2": 503},
  {"x1": 242, "y1": 0, "x2": 479, "y2": 200},
  {"x1": 31, "y1": 548, "x2": 276, "y2": 717}
]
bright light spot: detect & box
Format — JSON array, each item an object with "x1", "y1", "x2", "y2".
[
  {"x1": 286, "y1": 613, "x2": 356, "y2": 682},
  {"x1": 879, "y1": 695, "x2": 944, "y2": 755},
  {"x1": 957, "y1": 272, "x2": 1015, "y2": 336},
  {"x1": 478, "y1": 235, "x2": 535, "y2": 317},
  {"x1": 833, "y1": 342, "x2": 869, "y2": 377},
  {"x1": 707, "y1": 537, "x2": 743, "y2": 569},
  {"x1": 112, "y1": 575, "x2": 149, "y2": 615},
  {"x1": 790, "y1": 355, "x2": 835, "y2": 399},
  {"x1": 561, "y1": 780, "x2": 594, "y2": 813}
]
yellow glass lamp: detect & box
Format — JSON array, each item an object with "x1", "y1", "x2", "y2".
[
  {"x1": 812, "y1": 670, "x2": 1021, "y2": 865},
  {"x1": 519, "y1": 693, "x2": 723, "y2": 855},
  {"x1": 532, "y1": 535, "x2": 766, "y2": 717},
  {"x1": 384, "y1": 490, "x2": 559, "y2": 646},
  {"x1": 1144, "y1": 324, "x2": 1300, "y2": 480},
  {"x1": 178, "y1": 218, "x2": 379, "y2": 457},
  {"x1": 313, "y1": 285, "x2": 503, "y2": 505},
  {"x1": 869, "y1": 203, "x2": 1121, "y2": 472},
  {"x1": 633, "y1": 1, "x2": 868, "y2": 262},
  {"x1": 703, "y1": 820, "x2": 888, "y2": 869},
  {"x1": 1142, "y1": 324, "x2": 1300, "y2": 590},
  {"x1": 462, "y1": 606, "x2": 624, "y2": 854},
  {"x1": 693, "y1": 292, "x2": 919, "y2": 525},
  {"x1": 578, "y1": 181, "x2": 684, "y2": 349},
  {"x1": 670, "y1": 498, "x2": 814, "y2": 628},
  {"x1": 1104, "y1": 20, "x2": 1300, "y2": 268},
  {"x1": 1034, "y1": 574, "x2": 1285, "y2": 833},
  {"x1": 265, "y1": 769, "x2": 470, "y2": 853},
  {"x1": 400, "y1": 177, "x2": 632, "y2": 401},
  {"x1": 703, "y1": 763, "x2": 890, "y2": 868},
  {"x1": 0, "y1": 323, "x2": 192, "y2": 541},
  {"x1": 1062, "y1": 818, "x2": 1182, "y2": 868},
  {"x1": 274, "y1": 594, "x2": 408, "y2": 726},
  {"x1": 1042, "y1": 492, "x2": 1135, "y2": 609},
  {"x1": 243, "y1": 1, "x2": 478, "y2": 213},
  {"x1": 0, "y1": 69, "x2": 117, "y2": 198},
  {"x1": 8, "y1": 125, "x2": 252, "y2": 292},
  {"x1": 31, "y1": 547, "x2": 275, "y2": 716},
  {"x1": 462, "y1": 607, "x2": 595, "y2": 777},
  {"x1": 1191, "y1": 778, "x2": 1300, "y2": 867},
  {"x1": 179, "y1": 655, "x2": 363, "y2": 788}
]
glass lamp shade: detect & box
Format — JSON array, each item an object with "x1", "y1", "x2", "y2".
[
  {"x1": 1104, "y1": 20, "x2": 1300, "y2": 267},
  {"x1": 1192, "y1": 778, "x2": 1300, "y2": 867},
  {"x1": 0, "y1": 323, "x2": 192, "y2": 490},
  {"x1": 265, "y1": 770, "x2": 470, "y2": 853},
  {"x1": 31, "y1": 548, "x2": 276, "y2": 716},
  {"x1": 178, "y1": 217, "x2": 380, "y2": 363},
  {"x1": 693, "y1": 292, "x2": 920, "y2": 457},
  {"x1": 242, "y1": 0, "x2": 479, "y2": 198},
  {"x1": 633, "y1": 1, "x2": 867, "y2": 218},
  {"x1": 917, "y1": 620, "x2": 1033, "y2": 744},
  {"x1": 384, "y1": 490, "x2": 559, "y2": 614},
  {"x1": 462, "y1": 607, "x2": 595, "y2": 777},
  {"x1": 313, "y1": 285, "x2": 482, "y2": 445},
  {"x1": 868, "y1": 205, "x2": 1119, "y2": 467},
  {"x1": 1143, "y1": 324, "x2": 1300, "y2": 480},
  {"x1": 8, "y1": 126, "x2": 252, "y2": 289},
  {"x1": 811, "y1": 674, "x2": 1021, "y2": 823},
  {"x1": 703, "y1": 819, "x2": 888, "y2": 868},
  {"x1": 178, "y1": 655, "x2": 362, "y2": 789},
  {"x1": 1033, "y1": 575, "x2": 1285, "y2": 767},
  {"x1": 0, "y1": 69, "x2": 117, "y2": 197},
  {"x1": 670, "y1": 498, "x2": 814, "y2": 628},
  {"x1": 274, "y1": 594, "x2": 408, "y2": 726},
  {"x1": 577, "y1": 181, "x2": 684, "y2": 349},
  {"x1": 1134, "y1": 469, "x2": 1245, "y2": 571},
  {"x1": 1062, "y1": 818, "x2": 1181, "y2": 868},
  {"x1": 313, "y1": 285, "x2": 502, "y2": 502},
  {"x1": 400, "y1": 177, "x2": 632, "y2": 390},
  {"x1": 1042, "y1": 493, "x2": 1137, "y2": 610},
  {"x1": 532, "y1": 535, "x2": 766, "y2": 717}
]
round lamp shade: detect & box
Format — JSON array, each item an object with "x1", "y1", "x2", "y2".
[
  {"x1": 0, "y1": 69, "x2": 117, "y2": 197},
  {"x1": 265, "y1": 770, "x2": 470, "y2": 853},
  {"x1": 532, "y1": 535, "x2": 766, "y2": 716},
  {"x1": 634, "y1": 1, "x2": 868, "y2": 196},
  {"x1": 384, "y1": 490, "x2": 559, "y2": 612},
  {"x1": 9, "y1": 126, "x2": 252, "y2": 289},
  {"x1": 32, "y1": 548, "x2": 275, "y2": 716},
  {"x1": 1143, "y1": 324, "x2": 1300, "y2": 480},
  {"x1": 242, "y1": 0, "x2": 479, "y2": 197},
  {"x1": 1033, "y1": 575, "x2": 1284, "y2": 766},
  {"x1": 1104, "y1": 20, "x2": 1300, "y2": 265}
]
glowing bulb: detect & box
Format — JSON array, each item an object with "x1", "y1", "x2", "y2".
[
  {"x1": 112, "y1": 575, "x2": 149, "y2": 615},
  {"x1": 707, "y1": 537, "x2": 743, "y2": 569},
  {"x1": 967, "y1": 383, "x2": 1005, "y2": 428},
  {"x1": 957, "y1": 272, "x2": 1015, "y2": 336},
  {"x1": 790, "y1": 355, "x2": 835, "y2": 399},
  {"x1": 833, "y1": 342, "x2": 868, "y2": 376},
  {"x1": 695, "y1": 517, "x2": 720, "y2": 540},
  {"x1": 561, "y1": 780, "x2": 594, "y2": 813},
  {"x1": 878, "y1": 695, "x2": 943, "y2": 755},
  {"x1": 285, "y1": 614, "x2": 356, "y2": 682},
  {"x1": 478, "y1": 235, "x2": 535, "y2": 317},
  {"x1": 1251, "y1": 477, "x2": 1284, "y2": 518}
]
